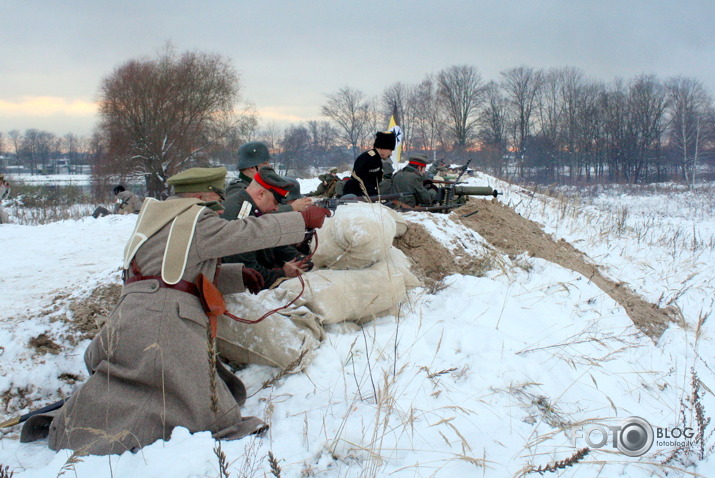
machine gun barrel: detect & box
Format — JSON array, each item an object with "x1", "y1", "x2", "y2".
[{"x1": 453, "y1": 185, "x2": 502, "y2": 197}]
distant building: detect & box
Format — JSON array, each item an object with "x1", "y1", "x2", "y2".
[{"x1": 41, "y1": 159, "x2": 72, "y2": 175}]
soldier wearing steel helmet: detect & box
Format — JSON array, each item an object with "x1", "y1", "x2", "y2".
[{"x1": 223, "y1": 141, "x2": 311, "y2": 218}]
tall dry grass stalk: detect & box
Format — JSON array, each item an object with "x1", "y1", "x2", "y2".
[{"x1": 213, "y1": 440, "x2": 231, "y2": 478}]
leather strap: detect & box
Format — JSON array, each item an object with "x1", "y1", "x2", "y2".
[{"x1": 124, "y1": 275, "x2": 199, "y2": 297}]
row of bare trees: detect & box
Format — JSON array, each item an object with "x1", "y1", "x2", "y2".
[
  {"x1": 322, "y1": 65, "x2": 715, "y2": 185},
  {"x1": 3, "y1": 50, "x2": 714, "y2": 193},
  {"x1": 0, "y1": 129, "x2": 97, "y2": 174}
]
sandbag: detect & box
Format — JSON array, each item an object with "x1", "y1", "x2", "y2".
[
  {"x1": 386, "y1": 207, "x2": 408, "y2": 237},
  {"x1": 217, "y1": 298, "x2": 323, "y2": 369},
  {"x1": 218, "y1": 204, "x2": 420, "y2": 369},
  {"x1": 311, "y1": 203, "x2": 396, "y2": 269},
  {"x1": 275, "y1": 247, "x2": 419, "y2": 325}
]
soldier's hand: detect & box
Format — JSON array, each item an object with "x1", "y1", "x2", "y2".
[
  {"x1": 295, "y1": 254, "x2": 314, "y2": 272},
  {"x1": 241, "y1": 267, "x2": 264, "y2": 294},
  {"x1": 290, "y1": 196, "x2": 313, "y2": 212},
  {"x1": 300, "y1": 206, "x2": 332, "y2": 229},
  {"x1": 283, "y1": 258, "x2": 310, "y2": 278}
]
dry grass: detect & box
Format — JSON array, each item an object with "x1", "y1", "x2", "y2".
[
  {"x1": 4, "y1": 182, "x2": 96, "y2": 225},
  {"x1": 521, "y1": 447, "x2": 590, "y2": 475}
]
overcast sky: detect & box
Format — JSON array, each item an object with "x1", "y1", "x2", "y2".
[{"x1": 1, "y1": 0, "x2": 714, "y2": 138}]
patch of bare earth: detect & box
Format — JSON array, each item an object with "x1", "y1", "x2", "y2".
[
  {"x1": 455, "y1": 198, "x2": 683, "y2": 341},
  {"x1": 393, "y1": 221, "x2": 493, "y2": 291},
  {"x1": 65, "y1": 283, "x2": 122, "y2": 341}
]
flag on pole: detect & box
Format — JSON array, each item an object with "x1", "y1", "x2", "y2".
[{"x1": 387, "y1": 103, "x2": 403, "y2": 163}]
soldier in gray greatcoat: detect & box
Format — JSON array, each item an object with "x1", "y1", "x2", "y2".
[
  {"x1": 22, "y1": 166, "x2": 331, "y2": 455},
  {"x1": 389, "y1": 153, "x2": 437, "y2": 207}
]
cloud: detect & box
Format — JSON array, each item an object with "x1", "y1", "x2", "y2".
[
  {"x1": 0, "y1": 96, "x2": 97, "y2": 117},
  {"x1": 256, "y1": 106, "x2": 321, "y2": 124}
]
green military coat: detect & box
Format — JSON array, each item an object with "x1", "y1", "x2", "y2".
[
  {"x1": 222, "y1": 189, "x2": 301, "y2": 287},
  {"x1": 389, "y1": 165, "x2": 437, "y2": 207}
]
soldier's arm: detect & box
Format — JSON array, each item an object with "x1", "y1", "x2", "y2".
[
  {"x1": 215, "y1": 263, "x2": 247, "y2": 294},
  {"x1": 195, "y1": 210, "x2": 306, "y2": 261},
  {"x1": 222, "y1": 250, "x2": 283, "y2": 287},
  {"x1": 412, "y1": 176, "x2": 437, "y2": 206}
]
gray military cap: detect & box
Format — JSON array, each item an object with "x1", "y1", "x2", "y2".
[
  {"x1": 408, "y1": 153, "x2": 430, "y2": 166},
  {"x1": 254, "y1": 166, "x2": 291, "y2": 204},
  {"x1": 237, "y1": 141, "x2": 270, "y2": 170},
  {"x1": 285, "y1": 178, "x2": 305, "y2": 202}
]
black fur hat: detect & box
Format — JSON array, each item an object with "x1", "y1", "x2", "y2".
[
  {"x1": 113, "y1": 185, "x2": 126, "y2": 195},
  {"x1": 373, "y1": 131, "x2": 396, "y2": 150}
]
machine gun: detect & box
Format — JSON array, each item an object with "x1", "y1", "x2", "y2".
[
  {"x1": 423, "y1": 159, "x2": 501, "y2": 206},
  {"x1": 314, "y1": 192, "x2": 414, "y2": 211}
]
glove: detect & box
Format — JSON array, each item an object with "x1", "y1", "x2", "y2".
[
  {"x1": 241, "y1": 267, "x2": 264, "y2": 294},
  {"x1": 300, "y1": 206, "x2": 332, "y2": 229}
]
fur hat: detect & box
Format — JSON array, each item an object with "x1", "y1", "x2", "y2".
[{"x1": 373, "y1": 131, "x2": 396, "y2": 150}]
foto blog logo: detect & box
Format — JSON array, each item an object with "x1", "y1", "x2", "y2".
[{"x1": 580, "y1": 416, "x2": 654, "y2": 457}]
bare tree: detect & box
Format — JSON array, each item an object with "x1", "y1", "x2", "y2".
[
  {"x1": 321, "y1": 86, "x2": 371, "y2": 158},
  {"x1": 8, "y1": 130, "x2": 21, "y2": 163},
  {"x1": 411, "y1": 75, "x2": 444, "y2": 158},
  {"x1": 234, "y1": 102, "x2": 259, "y2": 143},
  {"x1": 97, "y1": 46, "x2": 244, "y2": 197},
  {"x1": 279, "y1": 124, "x2": 311, "y2": 174},
  {"x1": 666, "y1": 76, "x2": 713, "y2": 184},
  {"x1": 381, "y1": 82, "x2": 413, "y2": 153},
  {"x1": 21, "y1": 129, "x2": 56, "y2": 174},
  {"x1": 501, "y1": 66, "x2": 544, "y2": 175},
  {"x1": 626, "y1": 74, "x2": 669, "y2": 182},
  {"x1": 437, "y1": 65, "x2": 485, "y2": 151},
  {"x1": 477, "y1": 81, "x2": 509, "y2": 176},
  {"x1": 259, "y1": 121, "x2": 283, "y2": 155}
]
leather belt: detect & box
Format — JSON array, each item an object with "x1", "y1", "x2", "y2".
[{"x1": 124, "y1": 275, "x2": 199, "y2": 297}]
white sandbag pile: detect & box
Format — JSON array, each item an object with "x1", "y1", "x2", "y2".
[{"x1": 218, "y1": 203, "x2": 419, "y2": 369}]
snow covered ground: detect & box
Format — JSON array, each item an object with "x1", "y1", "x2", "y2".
[{"x1": 0, "y1": 174, "x2": 713, "y2": 477}]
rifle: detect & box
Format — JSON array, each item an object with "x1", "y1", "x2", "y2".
[
  {"x1": 0, "y1": 399, "x2": 65, "y2": 428},
  {"x1": 315, "y1": 192, "x2": 414, "y2": 211}
]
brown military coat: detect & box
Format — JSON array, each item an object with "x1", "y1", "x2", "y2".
[{"x1": 30, "y1": 202, "x2": 306, "y2": 455}]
